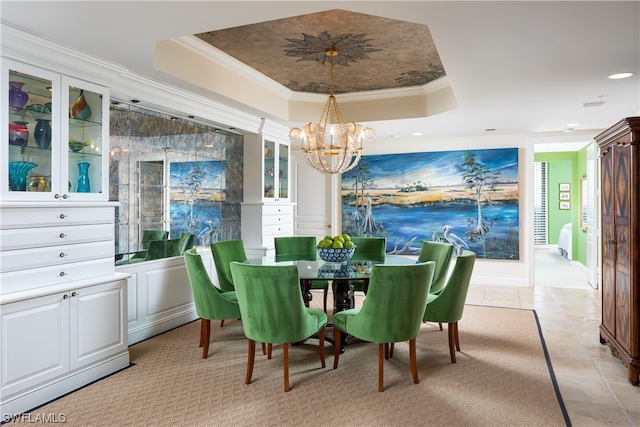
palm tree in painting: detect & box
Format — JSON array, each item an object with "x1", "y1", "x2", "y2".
[
  {"x1": 343, "y1": 158, "x2": 375, "y2": 235},
  {"x1": 460, "y1": 151, "x2": 500, "y2": 235}
]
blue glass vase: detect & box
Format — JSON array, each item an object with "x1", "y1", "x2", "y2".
[
  {"x1": 8, "y1": 161, "x2": 38, "y2": 191},
  {"x1": 76, "y1": 161, "x2": 91, "y2": 193},
  {"x1": 34, "y1": 119, "x2": 52, "y2": 149}
]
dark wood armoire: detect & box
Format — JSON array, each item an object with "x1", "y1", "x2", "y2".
[{"x1": 595, "y1": 117, "x2": 640, "y2": 386}]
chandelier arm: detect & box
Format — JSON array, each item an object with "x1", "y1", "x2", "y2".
[{"x1": 289, "y1": 47, "x2": 374, "y2": 175}]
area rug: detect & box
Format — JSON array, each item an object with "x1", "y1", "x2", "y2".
[{"x1": 15, "y1": 304, "x2": 569, "y2": 426}]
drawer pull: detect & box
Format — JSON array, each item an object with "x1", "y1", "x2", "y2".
[
  {"x1": 59, "y1": 252, "x2": 67, "y2": 258},
  {"x1": 71, "y1": 292, "x2": 77, "y2": 297},
  {"x1": 63, "y1": 294, "x2": 69, "y2": 299},
  {"x1": 59, "y1": 271, "x2": 67, "y2": 277},
  {"x1": 62, "y1": 194, "x2": 70, "y2": 199},
  {"x1": 55, "y1": 194, "x2": 61, "y2": 199},
  {"x1": 59, "y1": 214, "x2": 68, "y2": 219},
  {"x1": 59, "y1": 233, "x2": 67, "y2": 238}
]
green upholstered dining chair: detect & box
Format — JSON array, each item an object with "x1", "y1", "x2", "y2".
[
  {"x1": 422, "y1": 250, "x2": 476, "y2": 363},
  {"x1": 230, "y1": 262, "x2": 327, "y2": 392},
  {"x1": 274, "y1": 236, "x2": 330, "y2": 313},
  {"x1": 417, "y1": 241, "x2": 454, "y2": 295},
  {"x1": 333, "y1": 261, "x2": 435, "y2": 392},
  {"x1": 129, "y1": 229, "x2": 169, "y2": 261},
  {"x1": 178, "y1": 232, "x2": 196, "y2": 255},
  {"x1": 144, "y1": 238, "x2": 182, "y2": 260},
  {"x1": 210, "y1": 240, "x2": 247, "y2": 292},
  {"x1": 184, "y1": 249, "x2": 242, "y2": 359},
  {"x1": 349, "y1": 237, "x2": 387, "y2": 293},
  {"x1": 210, "y1": 240, "x2": 247, "y2": 327}
]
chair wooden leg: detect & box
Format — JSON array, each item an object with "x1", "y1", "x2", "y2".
[
  {"x1": 246, "y1": 340, "x2": 256, "y2": 384},
  {"x1": 389, "y1": 343, "x2": 395, "y2": 358},
  {"x1": 220, "y1": 319, "x2": 225, "y2": 328},
  {"x1": 318, "y1": 327, "x2": 326, "y2": 368},
  {"x1": 454, "y1": 321, "x2": 461, "y2": 351},
  {"x1": 384, "y1": 343, "x2": 389, "y2": 360},
  {"x1": 378, "y1": 343, "x2": 385, "y2": 392},
  {"x1": 439, "y1": 322, "x2": 443, "y2": 331},
  {"x1": 333, "y1": 329, "x2": 342, "y2": 369},
  {"x1": 261, "y1": 342, "x2": 267, "y2": 355},
  {"x1": 268, "y1": 343, "x2": 273, "y2": 359},
  {"x1": 448, "y1": 323, "x2": 457, "y2": 363},
  {"x1": 201, "y1": 319, "x2": 210, "y2": 359},
  {"x1": 409, "y1": 338, "x2": 419, "y2": 384},
  {"x1": 283, "y1": 343, "x2": 290, "y2": 392},
  {"x1": 323, "y1": 287, "x2": 328, "y2": 313},
  {"x1": 199, "y1": 318, "x2": 206, "y2": 347}
]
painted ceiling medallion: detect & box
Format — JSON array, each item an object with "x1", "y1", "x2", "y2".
[{"x1": 194, "y1": 9, "x2": 446, "y2": 94}]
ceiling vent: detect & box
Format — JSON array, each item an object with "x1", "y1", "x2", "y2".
[{"x1": 582, "y1": 101, "x2": 605, "y2": 107}]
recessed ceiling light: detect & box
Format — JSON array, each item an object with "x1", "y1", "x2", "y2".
[
  {"x1": 485, "y1": 128, "x2": 496, "y2": 132},
  {"x1": 566, "y1": 123, "x2": 580, "y2": 127},
  {"x1": 608, "y1": 72, "x2": 633, "y2": 80},
  {"x1": 389, "y1": 134, "x2": 400, "y2": 139},
  {"x1": 412, "y1": 132, "x2": 423, "y2": 136}
]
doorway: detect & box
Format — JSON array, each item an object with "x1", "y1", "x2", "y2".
[{"x1": 532, "y1": 138, "x2": 597, "y2": 290}]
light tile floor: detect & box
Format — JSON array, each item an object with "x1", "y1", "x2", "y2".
[{"x1": 463, "y1": 248, "x2": 640, "y2": 426}]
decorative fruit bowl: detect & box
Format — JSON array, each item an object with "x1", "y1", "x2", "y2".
[
  {"x1": 318, "y1": 263, "x2": 355, "y2": 278},
  {"x1": 316, "y1": 246, "x2": 356, "y2": 263}
]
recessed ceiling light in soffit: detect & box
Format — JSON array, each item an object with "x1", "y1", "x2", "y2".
[{"x1": 154, "y1": 9, "x2": 458, "y2": 125}]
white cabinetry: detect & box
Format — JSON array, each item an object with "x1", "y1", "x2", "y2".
[
  {"x1": 1, "y1": 278, "x2": 128, "y2": 414},
  {"x1": 242, "y1": 122, "x2": 295, "y2": 256},
  {"x1": 0, "y1": 204, "x2": 116, "y2": 294},
  {"x1": 2, "y1": 59, "x2": 109, "y2": 202}
]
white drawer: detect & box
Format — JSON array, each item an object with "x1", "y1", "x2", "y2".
[
  {"x1": 262, "y1": 204, "x2": 293, "y2": 216},
  {"x1": 0, "y1": 257, "x2": 114, "y2": 294},
  {"x1": 0, "y1": 207, "x2": 113, "y2": 230},
  {"x1": 1, "y1": 241, "x2": 113, "y2": 273},
  {"x1": 262, "y1": 214, "x2": 292, "y2": 226},
  {"x1": 262, "y1": 223, "x2": 294, "y2": 237},
  {"x1": 0, "y1": 224, "x2": 113, "y2": 251}
]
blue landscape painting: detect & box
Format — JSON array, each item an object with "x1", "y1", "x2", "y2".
[
  {"x1": 341, "y1": 148, "x2": 519, "y2": 260},
  {"x1": 169, "y1": 160, "x2": 226, "y2": 245}
]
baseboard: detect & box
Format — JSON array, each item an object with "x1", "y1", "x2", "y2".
[
  {"x1": 0, "y1": 352, "x2": 130, "y2": 417},
  {"x1": 128, "y1": 310, "x2": 199, "y2": 345}
]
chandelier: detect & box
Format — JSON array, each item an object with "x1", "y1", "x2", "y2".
[{"x1": 289, "y1": 48, "x2": 375, "y2": 174}]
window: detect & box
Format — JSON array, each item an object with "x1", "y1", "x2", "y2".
[{"x1": 534, "y1": 162, "x2": 548, "y2": 247}]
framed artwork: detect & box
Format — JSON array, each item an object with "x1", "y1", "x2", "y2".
[
  {"x1": 559, "y1": 182, "x2": 571, "y2": 191},
  {"x1": 559, "y1": 201, "x2": 571, "y2": 210},
  {"x1": 559, "y1": 192, "x2": 570, "y2": 201},
  {"x1": 341, "y1": 147, "x2": 520, "y2": 260}
]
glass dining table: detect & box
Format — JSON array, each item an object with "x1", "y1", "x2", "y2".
[{"x1": 243, "y1": 254, "x2": 417, "y2": 313}]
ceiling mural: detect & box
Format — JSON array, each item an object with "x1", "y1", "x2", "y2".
[{"x1": 194, "y1": 9, "x2": 446, "y2": 95}]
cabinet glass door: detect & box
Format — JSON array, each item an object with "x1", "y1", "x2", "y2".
[
  {"x1": 4, "y1": 64, "x2": 59, "y2": 199},
  {"x1": 64, "y1": 78, "x2": 106, "y2": 198},
  {"x1": 263, "y1": 139, "x2": 275, "y2": 198},
  {"x1": 278, "y1": 142, "x2": 288, "y2": 199}
]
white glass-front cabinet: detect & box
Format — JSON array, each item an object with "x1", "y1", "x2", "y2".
[
  {"x1": 242, "y1": 131, "x2": 294, "y2": 256},
  {"x1": 1, "y1": 59, "x2": 109, "y2": 201},
  {"x1": 263, "y1": 138, "x2": 290, "y2": 201}
]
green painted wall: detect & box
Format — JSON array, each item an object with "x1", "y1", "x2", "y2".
[{"x1": 534, "y1": 150, "x2": 588, "y2": 266}]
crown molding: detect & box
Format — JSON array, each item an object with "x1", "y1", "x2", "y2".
[{"x1": 1, "y1": 21, "x2": 264, "y2": 134}]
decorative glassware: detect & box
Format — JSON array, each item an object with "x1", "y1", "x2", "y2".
[
  {"x1": 9, "y1": 121, "x2": 29, "y2": 146},
  {"x1": 34, "y1": 119, "x2": 52, "y2": 149},
  {"x1": 76, "y1": 160, "x2": 91, "y2": 192},
  {"x1": 27, "y1": 175, "x2": 50, "y2": 192},
  {"x1": 8, "y1": 81, "x2": 29, "y2": 109},
  {"x1": 71, "y1": 90, "x2": 91, "y2": 120},
  {"x1": 8, "y1": 161, "x2": 38, "y2": 191}
]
